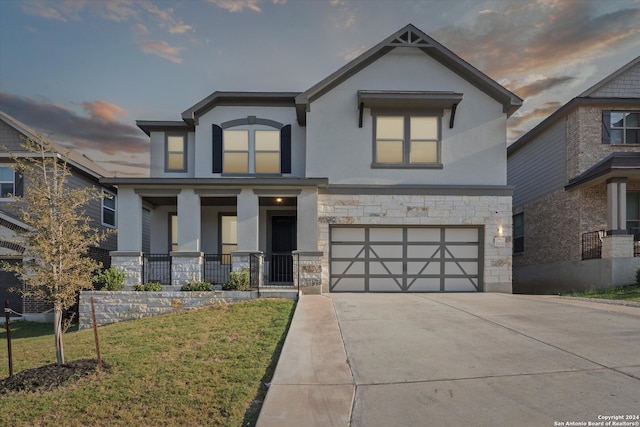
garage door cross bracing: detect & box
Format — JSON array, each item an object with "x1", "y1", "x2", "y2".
[{"x1": 330, "y1": 226, "x2": 482, "y2": 292}]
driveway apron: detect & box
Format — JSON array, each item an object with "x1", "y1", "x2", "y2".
[{"x1": 331, "y1": 293, "x2": 640, "y2": 427}]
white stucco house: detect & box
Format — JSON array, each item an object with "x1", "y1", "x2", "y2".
[{"x1": 104, "y1": 24, "x2": 521, "y2": 293}]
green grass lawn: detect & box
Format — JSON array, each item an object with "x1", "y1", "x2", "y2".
[
  {"x1": 0, "y1": 298, "x2": 295, "y2": 427},
  {"x1": 561, "y1": 284, "x2": 640, "y2": 302}
]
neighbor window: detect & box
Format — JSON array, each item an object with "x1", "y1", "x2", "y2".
[
  {"x1": 513, "y1": 213, "x2": 524, "y2": 254},
  {"x1": 0, "y1": 167, "x2": 15, "y2": 198},
  {"x1": 102, "y1": 190, "x2": 116, "y2": 227},
  {"x1": 166, "y1": 135, "x2": 187, "y2": 172},
  {"x1": 374, "y1": 115, "x2": 440, "y2": 166},
  {"x1": 604, "y1": 111, "x2": 640, "y2": 144},
  {"x1": 220, "y1": 215, "x2": 237, "y2": 264},
  {"x1": 627, "y1": 192, "x2": 640, "y2": 234}
]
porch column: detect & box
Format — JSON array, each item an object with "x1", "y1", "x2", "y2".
[
  {"x1": 237, "y1": 188, "x2": 259, "y2": 251},
  {"x1": 607, "y1": 178, "x2": 627, "y2": 233},
  {"x1": 116, "y1": 187, "x2": 142, "y2": 251},
  {"x1": 177, "y1": 189, "x2": 201, "y2": 251},
  {"x1": 297, "y1": 187, "x2": 319, "y2": 251}
]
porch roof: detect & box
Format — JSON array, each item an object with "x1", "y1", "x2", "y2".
[{"x1": 566, "y1": 152, "x2": 640, "y2": 189}]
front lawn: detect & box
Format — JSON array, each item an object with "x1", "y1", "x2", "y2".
[
  {"x1": 0, "y1": 298, "x2": 295, "y2": 426},
  {"x1": 561, "y1": 284, "x2": 640, "y2": 302}
]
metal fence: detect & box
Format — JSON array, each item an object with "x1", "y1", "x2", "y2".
[
  {"x1": 203, "y1": 254, "x2": 232, "y2": 285},
  {"x1": 581, "y1": 230, "x2": 605, "y2": 260},
  {"x1": 250, "y1": 252, "x2": 298, "y2": 289},
  {"x1": 143, "y1": 254, "x2": 171, "y2": 285}
]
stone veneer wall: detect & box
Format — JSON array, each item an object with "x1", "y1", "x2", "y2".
[
  {"x1": 79, "y1": 290, "x2": 297, "y2": 329},
  {"x1": 293, "y1": 251, "x2": 322, "y2": 294},
  {"x1": 170, "y1": 252, "x2": 203, "y2": 286},
  {"x1": 317, "y1": 194, "x2": 512, "y2": 293}
]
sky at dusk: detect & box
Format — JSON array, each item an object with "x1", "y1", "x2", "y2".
[{"x1": 1, "y1": 0, "x2": 639, "y2": 176}]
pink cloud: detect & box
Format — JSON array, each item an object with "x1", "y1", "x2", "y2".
[
  {"x1": 139, "y1": 40, "x2": 183, "y2": 63},
  {"x1": 81, "y1": 101, "x2": 128, "y2": 122},
  {"x1": 206, "y1": 0, "x2": 263, "y2": 13}
]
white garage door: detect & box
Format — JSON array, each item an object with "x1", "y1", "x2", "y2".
[{"x1": 330, "y1": 226, "x2": 481, "y2": 292}]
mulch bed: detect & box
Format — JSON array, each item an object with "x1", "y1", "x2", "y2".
[{"x1": 0, "y1": 358, "x2": 110, "y2": 394}]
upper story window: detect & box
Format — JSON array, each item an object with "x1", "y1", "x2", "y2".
[
  {"x1": 213, "y1": 119, "x2": 291, "y2": 175},
  {"x1": 373, "y1": 114, "x2": 441, "y2": 168},
  {"x1": 166, "y1": 134, "x2": 187, "y2": 172},
  {"x1": 0, "y1": 167, "x2": 16, "y2": 198},
  {"x1": 102, "y1": 189, "x2": 116, "y2": 228},
  {"x1": 603, "y1": 111, "x2": 639, "y2": 144}
]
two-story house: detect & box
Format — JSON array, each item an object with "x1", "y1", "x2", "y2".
[
  {"x1": 105, "y1": 24, "x2": 521, "y2": 294},
  {"x1": 0, "y1": 110, "x2": 118, "y2": 320},
  {"x1": 508, "y1": 56, "x2": 640, "y2": 293}
]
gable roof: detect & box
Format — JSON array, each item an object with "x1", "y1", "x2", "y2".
[
  {"x1": 566, "y1": 152, "x2": 640, "y2": 189},
  {"x1": 508, "y1": 55, "x2": 640, "y2": 156},
  {"x1": 579, "y1": 55, "x2": 640, "y2": 97},
  {"x1": 0, "y1": 110, "x2": 115, "y2": 179},
  {"x1": 294, "y1": 23, "x2": 522, "y2": 124}
]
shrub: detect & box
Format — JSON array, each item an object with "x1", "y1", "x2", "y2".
[
  {"x1": 94, "y1": 266, "x2": 126, "y2": 291},
  {"x1": 223, "y1": 270, "x2": 250, "y2": 291},
  {"x1": 181, "y1": 281, "x2": 213, "y2": 291},
  {"x1": 133, "y1": 282, "x2": 163, "y2": 292}
]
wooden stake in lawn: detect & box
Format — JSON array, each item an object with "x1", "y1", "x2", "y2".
[
  {"x1": 4, "y1": 300, "x2": 13, "y2": 377},
  {"x1": 90, "y1": 297, "x2": 102, "y2": 371}
]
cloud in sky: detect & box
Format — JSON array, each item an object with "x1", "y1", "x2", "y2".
[
  {"x1": 508, "y1": 101, "x2": 563, "y2": 129},
  {"x1": 0, "y1": 92, "x2": 148, "y2": 175},
  {"x1": 206, "y1": 0, "x2": 263, "y2": 13},
  {"x1": 510, "y1": 76, "x2": 576, "y2": 99},
  {"x1": 139, "y1": 40, "x2": 183, "y2": 63}
]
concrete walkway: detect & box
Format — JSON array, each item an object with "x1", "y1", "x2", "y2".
[{"x1": 257, "y1": 293, "x2": 640, "y2": 427}]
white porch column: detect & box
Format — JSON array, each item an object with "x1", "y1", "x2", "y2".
[
  {"x1": 177, "y1": 189, "x2": 201, "y2": 251},
  {"x1": 117, "y1": 187, "x2": 142, "y2": 251},
  {"x1": 237, "y1": 188, "x2": 259, "y2": 251},
  {"x1": 297, "y1": 187, "x2": 319, "y2": 251},
  {"x1": 607, "y1": 178, "x2": 627, "y2": 232}
]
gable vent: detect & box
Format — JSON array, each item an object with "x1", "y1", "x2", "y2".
[{"x1": 387, "y1": 30, "x2": 431, "y2": 47}]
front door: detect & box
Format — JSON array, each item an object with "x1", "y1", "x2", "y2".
[{"x1": 270, "y1": 216, "x2": 296, "y2": 283}]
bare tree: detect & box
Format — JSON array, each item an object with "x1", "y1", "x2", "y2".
[{"x1": 3, "y1": 135, "x2": 109, "y2": 365}]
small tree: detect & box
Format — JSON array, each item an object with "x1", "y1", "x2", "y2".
[{"x1": 3, "y1": 135, "x2": 109, "y2": 365}]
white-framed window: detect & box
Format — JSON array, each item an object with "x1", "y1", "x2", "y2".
[
  {"x1": 610, "y1": 111, "x2": 639, "y2": 144},
  {"x1": 0, "y1": 166, "x2": 15, "y2": 198},
  {"x1": 166, "y1": 134, "x2": 187, "y2": 172},
  {"x1": 373, "y1": 114, "x2": 441, "y2": 167},
  {"x1": 223, "y1": 128, "x2": 280, "y2": 174},
  {"x1": 102, "y1": 189, "x2": 116, "y2": 228},
  {"x1": 220, "y1": 214, "x2": 237, "y2": 264}
]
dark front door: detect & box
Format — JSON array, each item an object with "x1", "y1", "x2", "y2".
[{"x1": 270, "y1": 216, "x2": 296, "y2": 283}]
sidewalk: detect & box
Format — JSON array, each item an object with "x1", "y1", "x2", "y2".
[{"x1": 256, "y1": 295, "x2": 354, "y2": 427}]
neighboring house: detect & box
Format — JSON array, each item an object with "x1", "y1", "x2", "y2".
[
  {"x1": 105, "y1": 24, "x2": 521, "y2": 294},
  {"x1": 0, "y1": 110, "x2": 117, "y2": 319},
  {"x1": 507, "y1": 56, "x2": 640, "y2": 293}
]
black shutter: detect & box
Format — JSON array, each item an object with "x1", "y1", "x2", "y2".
[
  {"x1": 212, "y1": 124, "x2": 223, "y2": 173},
  {"x1": 14, "y1": 172, "x2": 23, "y2": 197},
  {"x1": 280, "y1": 125, "x2": 291, "y2": 174},
  {"x1": 602, "y1": 110, "x2": 611, "y2": 144}
]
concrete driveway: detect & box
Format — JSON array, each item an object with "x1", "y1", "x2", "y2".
[{"x1": 257, "y1": 293, "x2": 640, "y2": 427}]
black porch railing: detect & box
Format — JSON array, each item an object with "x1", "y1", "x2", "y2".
[
  {"x1": 581, "y1": 230, "x2": 605, "y2": 260},
  {"x1": 630, "y1": 228, "x2": 640, "y2": 257},
  {"x1": 250, "y1": 252, "x2": 298, "y2": 289},
  {"x1": 203, "y1": 254, "x2": 232, "y2": 285},
  {"x1": 143, "y1": 254, "x2": 171, "y2": 285}
]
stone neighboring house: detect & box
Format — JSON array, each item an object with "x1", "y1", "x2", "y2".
[
  {"x1": 106, "y1": 24, "x2": 521, "y2": 294},
  {"x1": 507, "y1": 56, "x2": 640, "y2": 293},
  {"x1": 0, "y1": 110, "x2": 117, "y2": 320}
]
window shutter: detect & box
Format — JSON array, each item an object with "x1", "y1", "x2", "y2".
[
  {"x1": 212, "y1": 124, "x2": 223, "y2": 173},
  {"x1": 14, "y1": 172, "x2": 23, "y2": 197},
  {"x1": 602, "y1": 110, "x2": 611, "y2": 144},
  {"x1": 280, "y1": 125, "x2": 291, "y2": 174}
]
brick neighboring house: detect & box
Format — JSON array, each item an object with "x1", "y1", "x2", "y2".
[
  {"x1": 507, "y1": 56, "x2": 640, "y2": 293},
  {"x1": 0, "y1": 110, "x2": 117, "y2": 320},
  {"x1": 106, "y1": 24, "x2": 522, "y2": 294}
]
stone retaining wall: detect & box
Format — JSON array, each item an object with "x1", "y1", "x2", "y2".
[{"x1": 79, "y1": 290, "x2": 298, "y2": 329}]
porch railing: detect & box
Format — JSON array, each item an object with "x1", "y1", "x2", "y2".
[
  {"x1": 203, "y1": 254, "x2": 232, "y2": 286},
  {"x1": 581, "y1": 230, "x2": 605, "y2": 260},
  {"x1": 250, "y1": 252, "x2": 299, "y2": 289},
  {"x1": 143, "y1": 254, "x2": 171, "y2": 285},
  {"x1": 630, "y1": 228, "x2": 640, "y2": 257}
]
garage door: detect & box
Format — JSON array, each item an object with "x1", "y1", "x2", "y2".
[{"x1": 330, "y1": 226, "x2": 481, "y2": 292}]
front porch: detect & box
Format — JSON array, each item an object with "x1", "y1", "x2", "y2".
[{"x1": 110, "y1": 182, "x2": 325, "y2": 293}]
